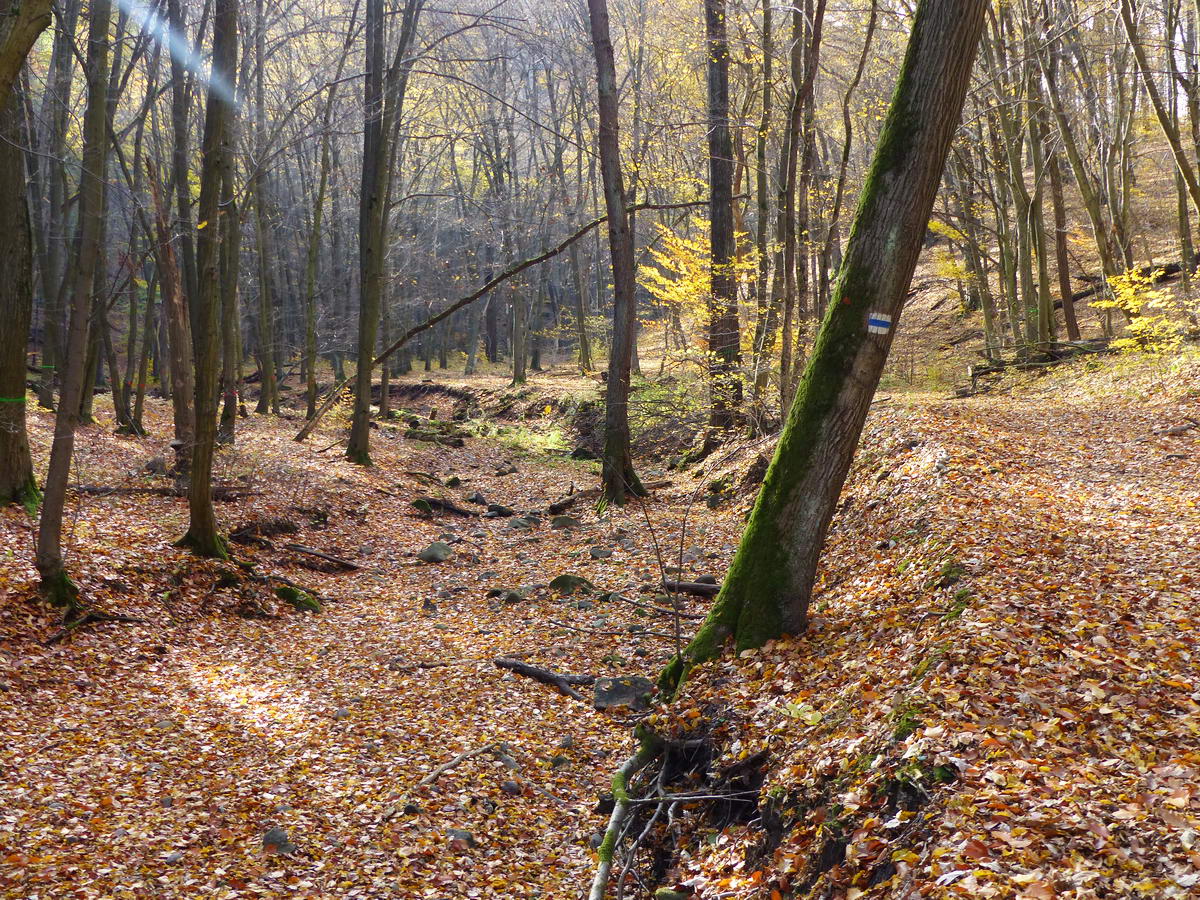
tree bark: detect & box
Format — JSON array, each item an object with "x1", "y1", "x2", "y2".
[
  {"x1": 587, "y1": 0, "x2": 644, "y2": 504},
  {"x1": 179, "y1": 0, "x2": 237, "y2": 557},
  {"x1": 705, "y1": 0, "x2": 740, "y2": 430},
  {"x1": 0, "y1": 0, "x2": 51, "y2": 110},
  {"x1": 148, "y1": 162, "x2": 195, "y2": 478},
  {"x1": 0, "y1": 91, "x2": 35, "y2": 507},
  {"x1": 35, "y1": 0, "x2": 112, "y2": 606},
  {"x1": 665, "y1": 0, "x2": 987, "y2": 688}
]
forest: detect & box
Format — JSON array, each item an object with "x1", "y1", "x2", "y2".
[{"x1": 0, "y1": 0, "x2": 1199, "y2": 896}]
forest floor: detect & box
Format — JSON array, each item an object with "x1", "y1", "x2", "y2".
[{"x1": 1, "y1": 353, "x2": 1198, "y2": 899}]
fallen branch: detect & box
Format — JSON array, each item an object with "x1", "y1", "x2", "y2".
[
  {"x1": 382, "y1": 742, "x2": 500, "y2": 823},
  {"x1": 281, "y1": 543, "x2": 361, "y2": 571},
  {"x1": 412, "y1": 495, "x2": 479, "y2": 517},
  {"x1": 72, "y1": 484, "x2": 254, "y2": 502},
  {"x1": 493, "y1": 656, "x2": 595, "y2": 702},
  {"x1": 662, "y1": 580, "x2": 720, "y2": 597},
  {"x1": 589, "y1": 744, "x2": 662, "y2": 900}
]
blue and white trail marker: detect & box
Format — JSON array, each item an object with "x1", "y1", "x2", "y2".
[{"x1": 867, "y1": 312, "x2": 892, "y2": 335}]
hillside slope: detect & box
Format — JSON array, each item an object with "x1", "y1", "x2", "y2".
[{"x1": 651, "y1": 357, "x2": 1200, "y2": 899}]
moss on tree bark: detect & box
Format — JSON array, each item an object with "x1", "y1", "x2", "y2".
[{"x1": 662, "y1": 0, "x2": 987, "y2": 693}]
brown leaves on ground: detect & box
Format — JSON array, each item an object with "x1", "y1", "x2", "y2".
[
  {"x1": 0, "y1": 382, "x2": 708, "y2": 899},
  {"x1": 653, "y1": 358, "x2": 1200, "y2": 898},
  {"x1": 2, "y1": 356, "x2": 1199, "y2": 898}
]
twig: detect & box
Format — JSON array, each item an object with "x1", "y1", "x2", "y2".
[
  {"x1": 604, "y1": 593, "x2": 704, "y2": 621},
  {"x1": 547, "y1": 620, "x2": 679, "y2": 640}
]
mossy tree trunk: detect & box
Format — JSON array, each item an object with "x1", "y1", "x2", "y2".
[
  {"x1": 35, "y1": 0, "x2": 112, "y2": 607},
  {"x1": 664, "y1": 0, "x2": 987, "y2": 689},
  {"x1": 179, "y1": 0, "x2": 237, "y2": 559},
  {"x1": 0, "y1": 91, "x2": 36, "y2": 509},
  {"x1": 587, "y1": 0, "x2": 644, "y2": 505}
]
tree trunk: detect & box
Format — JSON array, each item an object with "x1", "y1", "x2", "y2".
[
  {"x1": 587, "y1": 0, "x2": 644, "y2": 504},
  {"x1": 665, "y1": 0, "x2": 987, "y2": 687},
  {"x1": 166, "y1": 0, "x2": 199, "y2": 322},
  {"x1": 0, "y1": 0, "x2": 50, "y2": 110},
  {"x1": 35, "y1": 0, "x2": 112, "y2": 606},
  {"x1": 705, "y1": 0, "x2": 740, "y2": 431},
  {"x1": 347, "y1": 0, "x2": 424, "y2": 464},
  {"x1": 218, "y1": 148, "x2": 241, "y2": 442},
  {"x1": 179, "y1": 0, "x2": 237, "y2": 557},
  {"x1": 0, "y1": 91, "x2": 35, "y2": 507},
  {"x1": 149, "y1": 163, "x2": 195, "y2": 478},
  {"x1": 1048, "y1": 148, "x2": 1081, "y2": 341}
]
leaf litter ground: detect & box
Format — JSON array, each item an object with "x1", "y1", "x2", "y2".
[{"x1": 1, "y1": 357, "x2": 1198, "y2": 899}]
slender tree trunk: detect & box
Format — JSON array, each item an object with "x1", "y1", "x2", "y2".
[
  {"x1": 180, "y1": 0, "x2": 237, "y2": 557},
  {"x1": 0, "y1": 92, "x2": 35, "y2": 507},
  {"x1": 748, "y1": 0, "x2": 772, "y2": 424},
  {"x1": 132, "y1": 271, "x2": 156, "y2": 432},
  {"x1": 35, "y1": 0, "x2": 112, "y2": 606},
  {"x1": 1048, "y1": 149, "x2": 1081, "y2": 341},
  {"x1": 218, "y1": 149, "x2": 241, "y2": 442},
  {"x1": 167, "y1": 0, "x2": 199, "y2": 320},
  {"x1": 587, "y1": 0, "x2": 644, "y2": 504},
  {"x1": 149, "y1": 163, "x2": 195, "y2": 477},
  {"x1": 347, "y1": 0, "x2": 386, "y2": 464},
  {"x1": 705, "y1": 0, "x2": 741, "y2": 430},
  {"x1": 666, "y1": 0, "x2": 987, "y2": 686}
]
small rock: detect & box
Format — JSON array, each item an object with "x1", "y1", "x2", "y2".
[
  {"x1": 418, "y1": 542, "x2": 454, "y2": 563},
  {"x1": 159, "y1": 796, "x2": 174, "y2": 808},
  {"x1": 487, "y1": 503, "x2": 516, "y2": 517},
  {"x1": 694, "y1": 574, "x2": 718, "y2": 585},
  {"x1": 594, "y1": 676, "x2": 655, "y2": 711},
  {"x1": 576, "y1": 600, "x2": 596, "y2": 612},
  {"x1": 262, "y1": 826, "x2": 297, "y2": 855},
  {"x1": 143, "y1": 455, "x2": 169, "y2": 476},
  {"x1": 507, "y1": 516, "x2": 537, "y2": 531},
  {"x1": 551, "y1": 515, "x2": 581, "y2": 530},
  {"x1": 445, "y1": 476, "x2": 462, "y2": 487},
  {"x1": 549, "y1": 574, "x2": 594, "y2": 595},
  {"x1": 589, "y1": 546, "x2": 613, "y2": 560},
  {"x1": 466, "y1": 492, "x2": 488, "y2": 505}
]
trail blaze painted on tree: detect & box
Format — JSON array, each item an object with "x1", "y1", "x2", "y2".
[{"x1": 867, "y1": 312, "x2": 892, "y2": 335}]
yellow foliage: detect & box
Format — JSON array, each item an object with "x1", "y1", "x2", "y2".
[{"x1": 1097, "y1": 268, "x2": 1190, "y2": 354}]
